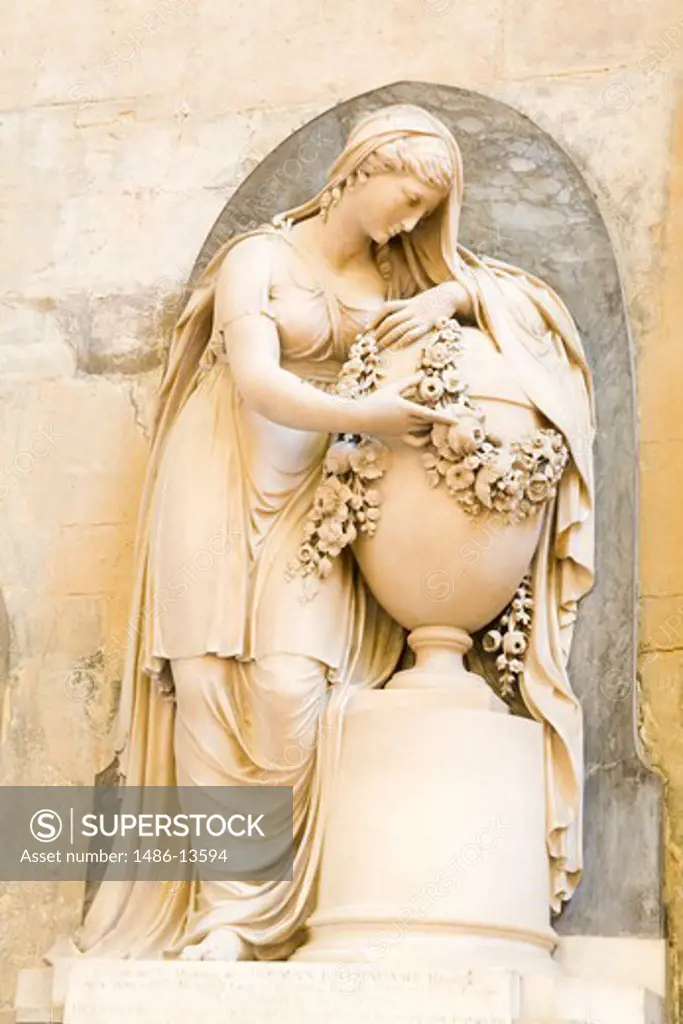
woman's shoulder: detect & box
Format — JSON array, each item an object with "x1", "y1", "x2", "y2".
[
  {"x1": 215, "y1": 228, "x2": 295, "y2": 296},
  {"x1": 223, "y1": 227, "x2": 289, "y2": 266}
]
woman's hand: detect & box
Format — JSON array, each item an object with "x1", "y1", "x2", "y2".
[
  {"x1": 368, "y1": 282, "x2": 471, "y2": 351},
  {"x1": 349, "y1": 374, "x2": 460, "y2": 440}
]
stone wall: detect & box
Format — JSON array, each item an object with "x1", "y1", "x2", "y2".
[{"x1": 1, "y1": 0, "x2": 682, "y2": 1018}]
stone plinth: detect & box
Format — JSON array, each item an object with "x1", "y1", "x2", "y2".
[
  {"x1": 17, "y1": 960, "x2": 660, "y2": 1024},
  {"x1": 294, "y1": 691, "x2": 555, "y2": 972},
  {"x1": 63, "y1": 961, "x2": 517, "y2": 1024}
]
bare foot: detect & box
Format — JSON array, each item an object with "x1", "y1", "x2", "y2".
[{"x1": 179, "y1": 928, "x2": 253, "y2": 962}]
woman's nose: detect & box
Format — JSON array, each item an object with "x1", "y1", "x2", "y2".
[{"x1": 400, "y1": 214, "x2": 422, "y2": 233}]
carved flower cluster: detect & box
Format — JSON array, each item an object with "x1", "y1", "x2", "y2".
[
  {"x1": 403, "y1": 320, "x2": 569, "y2": 524},
  {"x1": 482, "y1": 574, "x2": 534, "y2": 696},
  {"x1": 334, "y1": 331, "x2": 383, "y2": 399},
  {"x1": 289, "y1": 318, "x2": 570, "y2": 590},
  {"x1": 287, "y1": 333, "x2": 389, "y2": 596}
]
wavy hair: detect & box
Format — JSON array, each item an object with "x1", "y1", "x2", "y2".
[{"x1": 318, "y1": 135, "x2": 456, "y2": 286}]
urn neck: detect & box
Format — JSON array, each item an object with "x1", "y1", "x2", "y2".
[
  {"x1": 387, "y1": 626, "x2": 507, "y2": 713},
  {"x1": 408, "y1": 625, "x2": 473, "y2": 673}
]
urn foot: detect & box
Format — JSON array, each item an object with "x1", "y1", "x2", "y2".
[{"x1": 387, "y1": 625, "x2": 507, "y2": 713}]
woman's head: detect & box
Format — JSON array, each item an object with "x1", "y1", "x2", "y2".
[
  {"x1": 323, "y1": 134, "x2": 455, "y2": 246},
  {"x1": 277, "y1": 104, "x2": 465, "y2": 287}
]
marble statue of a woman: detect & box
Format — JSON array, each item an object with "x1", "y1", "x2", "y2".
[{"x1": 74, "y1": 104, "x2": 594, "y2": 965}]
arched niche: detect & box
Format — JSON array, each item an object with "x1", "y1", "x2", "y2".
[{"x1": 187, "y1": 81, "x2": 660, "y2": 939}]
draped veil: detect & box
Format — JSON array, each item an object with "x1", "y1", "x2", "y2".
[{"x1": 78, "y1": 104, "x2": 594, "y2": 954}]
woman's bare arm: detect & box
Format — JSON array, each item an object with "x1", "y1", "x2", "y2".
[
  {"x1": 213, "y1": 235, "x2": 459, "y2": 437},
  {"x1": 213, "y1": 235, "x2": 367, "y2": 433}
]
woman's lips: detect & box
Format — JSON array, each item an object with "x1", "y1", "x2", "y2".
[{"x1": 377, "y1": 227, "x2": 399, "y2": 245}]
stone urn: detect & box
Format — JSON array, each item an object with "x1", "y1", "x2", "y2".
[{"x1": 350, "y1": 322, "x2": 562, "y2": 705}]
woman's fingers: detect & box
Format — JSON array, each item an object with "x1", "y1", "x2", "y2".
[
  {"x1": 366, "y1": 300, "x2": 408, "y2": 331},
  {"x1": 423, "y1": 407, "x2": 460, "y2": 426},
  {"x1": 376, "y1": 325, "x2": 408, "y2": 350},
  {"x1": 376, "y1": 318, "x2": 425, "y2": 350},
  {"x1": 401, "y1": 431, "x2": 432, "y2": 449},
  {"x1": 393, "y1": 324, "x2": 430, "y2": 350},
  {"x1": 404, "y1": 401, "x2": 458, "y2": 426},
  {"x1": 374, "y1": 308, "x2": 413, "y2": 339}
]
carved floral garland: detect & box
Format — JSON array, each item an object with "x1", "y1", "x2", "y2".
[
  {"x1": 482, "y1": 573, "x2": 534, "y2": 697},
  {"x1": 285, "y1": 334, "x2": 390, "y2": 598},
  {"x1": 288, "y1": 319, "x2": 569, "y2": 603}
]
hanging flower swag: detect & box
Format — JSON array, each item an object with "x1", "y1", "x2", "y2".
[{"x1": 287, "y1": 318, "x2": 568, "y2": 596}]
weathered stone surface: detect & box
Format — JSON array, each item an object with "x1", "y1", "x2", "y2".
[
  {"x1": 504, "y1": 0, "x2": 681, "y2": 77},
  {"x1": 638, "y1": 88, "x2": 683, "y2": 1019},
  {"x1": 491, "y1": 71, "x2": 672, "y2": 280},
  {"x1": 0, "y1": 376, "x2": 148, "y2": 789},
  {"x1": 641, "y1": 441, "x2": 683, "y2": 596},
  {"x1": 0, "y1": 1, "x2": 504, "y2": 114}
]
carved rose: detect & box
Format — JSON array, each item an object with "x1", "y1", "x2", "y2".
[
  {"x1": 445, "y1": 463, "x2": 476, "y2": 492},
  {"x1": 447, "y1": 416, "x2": 485, "y2": 456},
  {"x1": 487, "y1": 450, "x2": 515, "y2": 479},
  {"x1": 526, "y1": 474, "x2": 551, "y2": 503},
  {"x1": 441, "y1": 368, "x2": 462, "y2": 393},
  {"x1": 419, "y1": 376, "x2": 445, "y2": 403},
  {"x1": 314, "y1": 478, "x2": 352, "y2": 517},
  {"x1": 317, "y1": 519, "x2": 346, "y2": 548},
  {"x1": 324, "y1": 441, "x2": 354, "y2": 475},
  {"x1": 503, "y1": 630, "x2": 527, "y2": 656},
  {"x1": 482, "y1": 629, "x2": 503, "y2": 653},
  {"x1": 348, "y1": 439, "x2": 388, "y2": 480},
  {"x1": 529, "y1": 433, "x2": 558, "y2": 460},
  {"x1": 421, "y1": 341, "x2": 452, "y2": 369},
  {"x1": 430, "y1": 425, "x2": 458, "y2": 462}
]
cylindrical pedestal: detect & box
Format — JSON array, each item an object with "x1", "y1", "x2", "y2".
[{"x1": 293, "y1": 689, "x2": 556, "y2": 972}]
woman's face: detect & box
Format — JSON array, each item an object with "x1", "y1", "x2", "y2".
[{"x1": 348, "y1": 171, "x2": 449, "y2": 246}]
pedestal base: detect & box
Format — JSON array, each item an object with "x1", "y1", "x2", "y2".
[
  {"x1": 295, "y1": 691, "x2": 553, "y2": 971},
  {"x1": 15, "y1": 959, "x2": 664, "y2": 1024}
]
